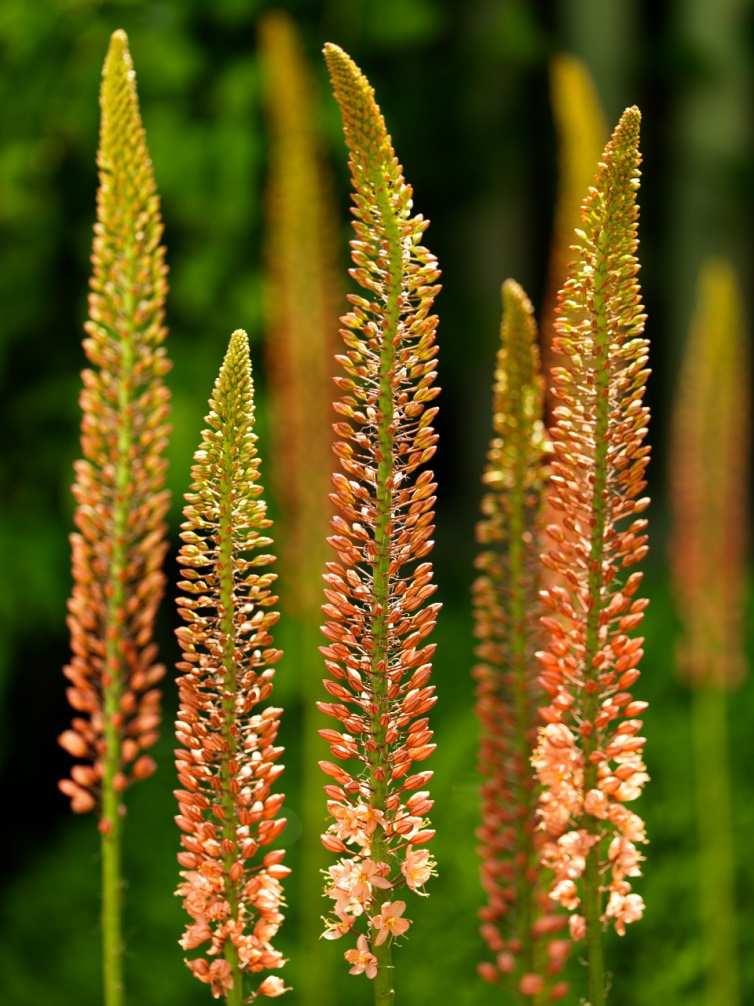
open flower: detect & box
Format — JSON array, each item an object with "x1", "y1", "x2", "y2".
[
  {"x1": 371, "y1": 901, "x2": 411, "y2": 946},
  {"x1": 345, "y1": 935, "x2": 379, "y2": 979}
]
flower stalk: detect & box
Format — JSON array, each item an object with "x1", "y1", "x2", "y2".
[
  {"x1": 473, "y1": 281, "x2": 569, "y2": 1002},
  {"x1": 669, "y1": 260, "x2": 749, "y2": 1006},
  {"x1": 532, "y1": 107, "x2": 649, "y2": 1005},
  {"x1": 174, "y1": 331, "x2": 289, "y2": 1003},
  {"x1": 57, "y1": 29, "x2": 170, "y2": 1006},
  {"x1": 259, "y1": 16, "x2": 340, "y2": 1001},
  {"x1": 318, "y1": 43, "x2": 442, "y2": 1001}
]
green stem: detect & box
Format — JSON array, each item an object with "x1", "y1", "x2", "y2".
[
  {"x1": 218, "y1": 427, "x2": 244, "y2": 1006},
  {"x1": 508, "y1": 362, "x2": 535, "y2": 986},
  {"x1": 365, "y1": 166, "x2": 402, "y2": 1006},
  {"x1": 100, "y1": 313, "x2": 135, "y2": 1006},
  {"x1": 693, "y1": 683, "x2": 739, "y2": 1006},
  {"x1": 580, "y1": 224, "x2": 614, "y2": 1006},
  {"x1": 373, "y1": 942, "x2": 395, "y2": 1005},
  {"x1": 300, "y1": 617, "x2": 332, "y2": 1003},
  {"x1": 101, "y1": 806, "x2": 123, "y2": 1006}
]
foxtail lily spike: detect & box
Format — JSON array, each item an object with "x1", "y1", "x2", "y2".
[
  {"x1": 473, "y1": 281, "x2": 569, "y2": 1001},
  {"x1": 670, "y1": 260, "x2": 749, "y2": 688},
  {"x1": 543, "y1": 55, "x2": 607, "y2": 421},
  {"x1": 670, "y1": 260, "x2": 749, "y2": 1006},
  {"x1": 532, "y1": 107, "x2": 649, "y2": 1006},
  {"x1": 319, "y1": 43, "x2": 442, "y2": 1004},
  {"x1": 174, "y1": 331, "x2": 289, "y2": 1004},
  {"x1": 58, "y1": 30, "x2": 170, "y2": 1006},
  {"x1": 259, "y1": 17, "x2": 339, "y2": 1001}
]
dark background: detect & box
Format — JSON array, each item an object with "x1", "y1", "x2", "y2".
[{"x1": 1, "y1": 1, "x2": 753, "y2": 1003}]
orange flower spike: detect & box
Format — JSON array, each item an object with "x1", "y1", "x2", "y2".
[
  {"x1": 670, "y1": 260, "x2": 749, "y2": 687},
  {"x1": 531, "y1": 107, "x2": 649, "y2": 1006},
  {"x1": 259, "y1": 21, "x2": 340, "y2": 1003},
  {"x1": 473, "y1": 281, "x2": 570, "y2": 997},
  {"x1": 58, "y1": 29, "x2": 170, "y2": 1006},
  {"x1": 174, "y1": 331, "x2": 289, "y2": 1004},
  {"x1": 542, "y1": 55, "x2": 607, "y2": 412},
  {"x1": 320, "y1": 43, "x2": 441, "y2": 1003}
]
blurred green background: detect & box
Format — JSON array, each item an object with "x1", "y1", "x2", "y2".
[{"x1": 1, "y1": 1, "x2": 753, "y2": 1004}]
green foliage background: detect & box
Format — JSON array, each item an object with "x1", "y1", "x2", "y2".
[{"x1": 1, "y1": 1, "x2": 753, "y2": 1004}]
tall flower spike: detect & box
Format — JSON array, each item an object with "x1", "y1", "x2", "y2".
[
  {"x1": 174, "y1": 331, "x2": 289, "y2": 1004},
  {"x1": 259, "y1": 18, "x2": 339, "y2": 1002},
  {"x1": 532, "y1": 108, "x2": 649, "y2": 1006},
  {"x1": 669, "y1": 260, "x2": 749, "y2": 1006},
  {"x1": 260, "y1": 11, "x2": 339, "y2": 614},
  {"x1": 473, "y1": 281, "x2": 569, "y2": 1001},
  {"x1": 319, "y1": 43, "x2": 441, "y2": 1004},
  {"x1": 670, "y1": 259, "x2": 749, "y2": 688},
  {"x1": 543, "y1": 55, "x2": 607, "y2": 421},
  {"x1": 58, "y1": 29, "x2": 170, "y2": 1006},
  {"x1": 175, "y1": 333, "x2": 291, "y2": 1001}
]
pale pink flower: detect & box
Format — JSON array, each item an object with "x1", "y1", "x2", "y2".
[
  {"x1": 605, "y1": 890, "x2": 644, "y2": 935},
  {"x1": 258, "y1": 976, "x2": 288, "y2": 997},
  {"x1": 401, "y1": 847, "x2": 433, "y2": 891},
  {"x1": 569, "y1": 914, "x2": 586, "y2": 941}
]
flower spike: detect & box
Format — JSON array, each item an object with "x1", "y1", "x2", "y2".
[
  {"x1": 58, "y1": 29, "x2": 170, "y2": 1006},
  {"x1": 319, "y1": 43, "x2": 441, "y2": 1000},
  {"x1": 531, "y1": 107, "x2": 649, "y2": 1004},
  {"x1": 59, "y1": 27, "x2": 170, "y2": 820},
  {"x1": 473, "y1": 280, "x2": 569, "y2": 999},
  {"x1": 260, "y1": 11, "x2": 339, "y2": 614},
  {"x1": 259, "y1": 19, "x2": 340, "y2": 1001},
  {"x1": 669, "y1": 260, "x2": 748, "y2": 1006},
  {"x1": 174, "y1": 331, "x2": 288, "y2": 1003},
  {"x1": 670, "y1": 260, "x2": 749, "y2": 687}
]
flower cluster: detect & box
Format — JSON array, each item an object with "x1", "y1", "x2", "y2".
[
  {"x1": 533, "y1": 107, "x2": 651, "y2": 941},
  {"x1": 174, "y1": 331, "x2": 288, "y2": 1001},
  {"x1": 59, "y1": 29, "x2": 170, "y2": 826},
  {"x1": 318, "y1": 43, "x2": 441, "y2": 982},
  {"x1": 473, "y1": 281, "x2": 569, "y2": 999}
]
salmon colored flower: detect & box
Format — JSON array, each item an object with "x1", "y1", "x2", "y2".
[
  {"x1": 371, "y1": 901, "x2": 411, "y2": 946},
  {"x1": 345, "y1": 935, "x2": 379, "y2": 979},
  {"x1": 257, "y1": 976, "x2": 289, "y2": 998},
  {"x1": 401, "y1": 847, "x2": 433, "y2": 892}
]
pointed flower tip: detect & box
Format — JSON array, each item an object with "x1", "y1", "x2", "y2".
[
  {"x1": 501, "y1": 277, "x2": 530, "y2": 310},
  {"x1": 322, "y1": 41, "x2": 344, "y2": 61},
  {"x1": 322, "y1": 42, "x2": 365, "y2": 89},
  {"x1": 228, "y1": 328, "x2": 250, "y2": 353},
  {"x1": 615, "y1": 105, "x2": 641, "y2": 143},
  {"x1": 107, "y1": 28, "x2": 130, "y2": 61}
]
